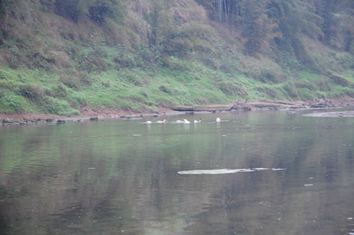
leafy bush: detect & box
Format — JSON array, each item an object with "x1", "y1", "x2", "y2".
[
  {"x1": 159, "y1": 85, "x2": 171, "y2": 94},
  {"x1": 315, "y1": 91, "x2": 327, "y2": 99},
  {"x1": 40, "y1": 96, "x2": 79, "y2": 115},
  {"x1": 343, "y1": 87, "x2": 354, "y2": 97},
  {"x1": 218, "y1": 81, "x2": 248, "y2": 97},
  {"x1": 155, "y1": 98, "x2": 174, "y2": 107},
  {"x1": 0, "y1": 94, "x2": 21, "y2": 111},
  {"x1": 219, "y1": 52, "x2": 240, "y2": 74},
  {"x1": 260, "y1": 68, "x2": 281, "y2": 83},
  {"x1": 17, "y1": 84, "x2": 44, "y2": 101},
  {"x1": 299, "y1": 89, "x2": 313, "y2": 101},
  {"x1": 59, "y1": 75, "x2": 80, "y2": 90},
  {"x1": 294, "y1": 81, "x2": 315, "y2": 90},
  {"x1": 330, "y1": 74, "x2": 350, "y2": 87},
  {"x1": 256, "y1": 86, "x2": 279, "y2": 99},
  {"x1": 282, "y1": 83, "x2": 298, "y2": 99},
  {"x1": 52, "y1": 84, "x2": 68, "y2": 98},
  {"x1": 0, "y1": 0, "x2": 15, "y2": 18},
  {"x1": 316, "y1": 79, "x2": 331, "y2": 91},
  {"x1": 80, "y1": 73, "x2": 93, "y2": 85},
  {"x1": 89, "y1": 5, "x2": 109, "y2": 25},
  {"x1": 122, "y1": 72, "x2": 144, "y2": 86},
  {"x1": 113, "y1": 46, "x2": 137, "y2": 69},
  {"x1": 68, "y1": 92, "x2": 88, "y2": 108}
]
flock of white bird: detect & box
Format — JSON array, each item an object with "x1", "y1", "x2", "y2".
[{"x1": 145, "y1": 118, "x2": 221, "y2": 124}]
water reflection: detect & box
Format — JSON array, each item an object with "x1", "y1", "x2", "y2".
[{"x1": 1, "y1": 110, "x2": 354, "y2": 234}]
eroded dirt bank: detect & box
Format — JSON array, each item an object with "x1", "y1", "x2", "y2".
[
  {"x1": 1, "y1": 99, "x2": 354, "y2": 125},
  {"x1": 0, "y1": 107, "x2": 174, "y2": 125}
]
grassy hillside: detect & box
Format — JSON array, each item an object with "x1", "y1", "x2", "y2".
[{"x1": 0, "y1": 0, "x2": 354, "y2": 115}]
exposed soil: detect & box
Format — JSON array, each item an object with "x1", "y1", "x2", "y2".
[
  {"x1": 1, "y1": 99, "x2": 354, "y2": 124},
  {"x1": 0, "y1": 107, "x2": 174, "y2": 124}
]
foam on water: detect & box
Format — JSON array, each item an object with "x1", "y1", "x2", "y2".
[{"x1": 178, "y1": 168, "x2": 286, "y2": 175}]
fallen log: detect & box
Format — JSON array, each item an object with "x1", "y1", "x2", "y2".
[
  {"x1": 170, "y1": 105, "x2": 233, "y2": 112},
  {"x1": 248, "y1": 102, "x2": 283, "y2": 108}
]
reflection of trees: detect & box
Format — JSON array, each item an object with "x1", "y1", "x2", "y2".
[
  {"x1": 181, "y1": 114, "x2": 354, "y2": 235},
  {"x1": 1, "y1": 114, "x2": 354, "y2": 234}
]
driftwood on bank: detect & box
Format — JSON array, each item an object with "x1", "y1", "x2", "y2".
[
  {"x1": 170, "y1": 99, "x2": 343, "y2": 113},
  {"x1": 231, "y1": 101, "x2": 253, "y2": 111},
  {"x1": 247, "y1": 102, "x2": 282, "y2": 109},
  {"x1": 171, "y1": 101, "x2": 289, "y2": 112},
  {"x1": 308, "y1": 99, "x2": 337, "y2": 108},
  {"x1": 170, "y1": 105, "x2": 233, "y2": 112},
  {"x1": 170, "y1": 102, "x2": 282, "y2": 112}
]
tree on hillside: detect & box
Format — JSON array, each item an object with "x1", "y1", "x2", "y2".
[
  {"x1": 240, "y1": 0, "x2": 279, "y2": 55},
  {"x1": 314, "y1": 0, "x2": 354, "y2": 52},
  {"x1": 89, "y1": 0, "x2": 125, "y2": 25},
  {"x1": 89, "y1": 0, "x2": 110, "y2": 25},
  {"x1": 194, "y1": 0, "x2": 279, "y2": 55},
  {"x1": 314, "y1": 0, "x2": 345, "y2": 46},
  {"x1": 267, "y1": 0, "x2": 323, "y2": 68},
  {"x1": 54, "y1": 0, "x2": 83, "y2": 22},
  {"x1": 139, "y1": 0, "x2": 215, "y2": 66},
  {"x1": 341, "y1": 0, "x2": 354, "y2": 53},
  {"x1": 196, "y1": 0, "x2": 243, "y2": 29}
]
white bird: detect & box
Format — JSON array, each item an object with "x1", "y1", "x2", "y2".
[
  {"x1": 193, "y1": 119, "x2": 203, "y2": 123},
  {"x1": 156, "y1": 119, "x2": 167, "y2": 123},
  {"x1": 183, "y1": 119, "x2": 190, "y2": 124},
  {"x1": 216, "y1": 117, "x2": 221, "y2": 123},
  {"x1": 145, "y1": 121, "x2": 152, "y2": 124},
  {"x1": 176, "y1": 120, "x2": 182, "y2": 123}
]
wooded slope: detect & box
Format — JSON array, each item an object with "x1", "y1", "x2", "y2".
[{"x1": 0, "y1": 0, "x2": 353, "y2": 115}]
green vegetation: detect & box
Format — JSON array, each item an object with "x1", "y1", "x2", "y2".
[{"x1": 0, "y1": 0, "x2": 353, "y2": 115}]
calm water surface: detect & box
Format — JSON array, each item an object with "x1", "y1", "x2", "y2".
[{"x1": 1, "y1": 110, "x2": 354, "y2": 235}]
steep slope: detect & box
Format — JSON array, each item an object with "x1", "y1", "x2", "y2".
[{"x1": 0, "y1": 0, "x2": 353, "y2": 115}]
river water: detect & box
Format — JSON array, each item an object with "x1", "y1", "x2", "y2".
[{"x1": 1, "y1": 109, "x2": 354, "y2": 235}]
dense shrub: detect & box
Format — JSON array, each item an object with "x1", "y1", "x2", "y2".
[
  {"x1": 40, "y1": 96, "x2": 80, "y2": 115},
  {"x1": 59, "y1": 75, "x2": 81, "y2": 90},
  {"x1": 0, "y1": 0, "x2": 16, "y2": 18},
  {"x1": 89, "y1": 0, "x2": 125, "y2": 25},
  {"x1": 218, "y1": 81, "x2": 248, "y2": 97},
  {"x1": 17, "y1": 84, "x2": 44, "y2": 101},
  {"x1": 54, "y1": 0, "x2": 82, "y2": 22},
  {"x1": 282, "y1": 83, "x2": 298, "y2": 99}
]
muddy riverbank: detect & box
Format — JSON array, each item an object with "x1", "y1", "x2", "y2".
[{"x1": 1, "y1": 99, "x2": 354, "y2": 125}]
